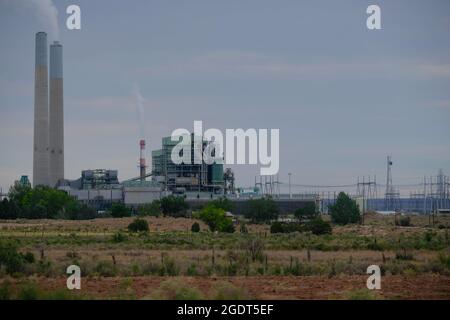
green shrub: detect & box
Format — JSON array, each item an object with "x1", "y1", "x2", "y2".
[
  {"x1": 43, "y1": 289, "x2": 78, "y2": 300},
  {"x1": 270, "y1": 222, "x2": 303, "y2": 234},
  {"x1": 161, "y1": 257, "x2": 179, "y2": 276},
  {"x1": 36, "y1": 259, "x2": 54, "y2": 277},
  {"x1": 95, "y1": 261, "x2": 117, "y2": 277},
  {"x1": 112, "y1": 232, "x2": 128, "y2": 243},
  {"x1": 142, "y1": 262, "x2": 162, "y2": 276},
  {"x1": 0, "y1": 240, "x2": 25, "y2": 274},
  {"x1": 396, "y1": 216, "x2": 411, "y2": 227},
  {"x1": 424, "y1": 231, "x2": 434, "y2": 242},
  {"x1": 127, "y1": 218, "x2": 149, "y2": 232},
  {"x1": 15, "y1": 282, "x2": 79, "y2": 300},
  {"x1": 198, "y1": 206, "x2": 234, "y2": 233},
  {"x1": 0, "y1": 280, "x2": 13, "y2": 300},
  {"x1": 367, "y1": 240, "x2": 384, "y2": 251},
  {"x1": 191, "y1": 222, "x2": 200, "y2": 233},
  {"x1": 438, "y1": 253, "x2": 450, "y2": 269},
  {"x1": 109, "y1": 203, "x2": 132, "y2": 218},
  {"x1": 17, "y1": 282, "x2": 39, "y2": 300},
  {"x1": 213, "y1": 281, "x2": 251, "y2": 300},
  {"x1": 209, "y1": 198, "x2": 235, "y2": 212},
  {"x1": 187, "y1": 264, "x2": 199, "y2": 276},
  {"x1": 151, "y1": 279, "x2": 203, "y2": 300},
  {"x1": 66, "y1": 203, "x2": 97, "y2": 220},
  {"x1": 243, "y1": 238, "x2": 265, "y2": 262},
  {"x1": 138, "y1": 201, "x2": 161, "y2": 217},
  {"x1": 270, "y1": 221, "x2": 284, "y2": 233},
  {"x1": 305, "y1": 218, "x2": 332, "y2": 235},
  {"x1": 395, "y1": 249, "x2": 414, "y2": 261},
  {"x1": 243, "y1": 198, "x2": 279, "y2": 223},
  {"x1": 23, "y1": 252, "x2": 35, "y2": 264},
  {"x1": 218, "y1": 218, "x2": 235, "y2": 233}
]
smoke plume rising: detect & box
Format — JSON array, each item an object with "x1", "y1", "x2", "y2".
[
  {"x1": 132, "y1": 83, "x2": 146, "y2": 139},
  {"x1": 3, "y1": 0, "x2": 60, "y2": 39}
]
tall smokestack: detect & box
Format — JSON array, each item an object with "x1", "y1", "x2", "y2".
[
  {"x1": 139, "y1": 139, "x2": 146, "y2": 181},
  {"x1": 49, "y1": 41, "x2": 64, "y2": 187},
  {"x1": 33, "y1": 32, "x2": 50, "y2": 187}
]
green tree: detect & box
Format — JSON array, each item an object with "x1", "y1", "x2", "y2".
[
  {"x1": 109, "y1": 203, "x2": 132, "y2": 218},
  {"x1": 197, "y1": 205, "x2": 234, "y2": 233},
  {"x1": 137, "y1": 200, "x2": 161, "y2": 217},
  {"x1": 329, "y1": 192, "x2": 360, "y2": 225},
  {"x1": 3, "y1": 184, "x2": 93, "y2": 220},
  {"x1": 0, "y1": 199, "x2": 19, "y2": 220},
  {"x1": 16, "y1": 186, "x2": 77, "y2": 219},
  {"x1": 294, "y1": 202, "x2": 317, "y2": 221},
  {"x1": 243, "y1": 198, "x2": 279, "y2": 223},
  {"x1": 65, "y1": 202, "x2": 97, "y2": 220},
  {"x1": 160, "y1": 196, "x2": 189, "y2": 217},
  {"x1": 8, "y1": 182, "x2": 32, "y2": 205},
  {"x1": 209, "y1": 198, "x2": 235, "y2": 212}
]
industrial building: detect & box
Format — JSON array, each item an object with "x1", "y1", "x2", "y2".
[
  {"x1": 33, "y1": 32, "x2": 64, "y2": 188},
  {"x1": 60, "y1": 169, "x2": 121, "y2": 190},
  {"x1": 122, "y1": 180, "x2": 163, "y2": 206},
  {"x1": 152, "y1": 135, "x2": 224, "y2": 194},
  {"x1": 58, "y1": 169, "x2": 123, "y2": 209},
  {"x1": 57, "y1": 133, "x2": 229, "y2": 208},
  {"x1": 59, "y1": 169, "x2": 164, "y2": 208},
  {"x1": 81, "y1": 169, "x2": 120, "y2": 189}
]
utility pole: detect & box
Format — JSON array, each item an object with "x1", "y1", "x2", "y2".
[{"x1": 288, "y1": 173, "x2": 292, "y2": 199}]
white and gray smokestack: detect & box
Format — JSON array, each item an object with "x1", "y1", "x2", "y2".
[
  {"x1": 49, "y1": 41, "x2": 64, "y2": 187},
  {"x1": 33, "y1": 32, "x2": 50, "y2": 187}
]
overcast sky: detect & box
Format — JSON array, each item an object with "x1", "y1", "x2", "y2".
[{"x1": 0, "y1": 0, "x2": 449, "y2": 195}]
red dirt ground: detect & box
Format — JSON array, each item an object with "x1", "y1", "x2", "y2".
[{"x1": 11, "y1": 274, "x2": 450, "y2": 300}]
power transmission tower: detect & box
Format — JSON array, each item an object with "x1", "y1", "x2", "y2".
[
  {"x1": 356, "y1": 175, "x2": 377, "y2": 224},
  {"x1": 385, "y1": 155, "x2": 400, "y2": 211}
]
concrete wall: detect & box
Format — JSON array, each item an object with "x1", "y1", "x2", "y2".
[
  {"x1": 124, "y1": 187, "x2": 162, "y2": 206},
  {"x1": 66, "y1": 188, "x2": 123, "y2": 202}
]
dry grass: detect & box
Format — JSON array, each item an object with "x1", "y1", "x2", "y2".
[{"x1": 1, "y1": 214, "x2": 449, "y2": 299}]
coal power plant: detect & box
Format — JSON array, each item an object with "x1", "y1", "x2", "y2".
[
  {"x1": 33, "y1": 32, "x2": 64, "y2": 187},
  {"x1": 29, "y1": 31, "x2": 314, "y2": 213},
  {"x1": 29, "y1": 32, "x2": 447, "y2": 215}
]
